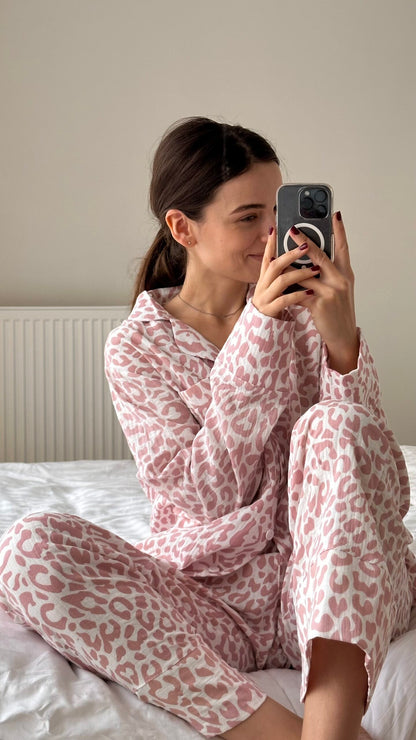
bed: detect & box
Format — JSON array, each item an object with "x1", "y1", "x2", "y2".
[{"x1": 1, "y1": 448, "x2": 416, "y2": 740}]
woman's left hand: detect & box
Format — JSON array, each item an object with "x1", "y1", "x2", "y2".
[{"x1": 288, "y1": 211, "x2": 359, "y2": 374}]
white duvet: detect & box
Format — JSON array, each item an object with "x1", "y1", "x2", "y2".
[{"x1": 0, "y1": 447, "x2": 416, "y2": 740}]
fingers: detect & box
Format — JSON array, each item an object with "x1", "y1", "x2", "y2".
[
  {"x1": 260, "y1": 227, "x2": 311, "y2": 281},
  {"x1": 253, "y1": 235, "x2": 317, "y2": 316},
  {"x1": 255, "y1": 214, "x2": 353, "y2": 317},
  {"x1": 262, "y1": 238, "x2": 311, "y2": 287},
  {"x1": 255, "y1": 212, "x2": 357, "y2": 332},
  {"x1": 265, "y1": 284, "x2": 315, "y2": 315},
  {"x1": 288, "y1": 225, "x2": 335, "y2": 273},
  {"x1": 332, "y1": 211, "x2": 353, "y2": 275},
  {"x1": 259, "y1": 227, "x2": 276, "y2": 279},
  {"x1": 279, "y1": 264, "x2": 320, "y2": 293},
  {"x1": 289, "y1": 214, "x2": 353, "y2": 279}
]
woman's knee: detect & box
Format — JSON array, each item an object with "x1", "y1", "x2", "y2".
[
  {"x1": 287, "y1": 401, "x2": 406, "y2": 548},
  {"x1": 292, "y1": 400, "x2": 376, "y2": 445},
  {"x1": 0, "y1": 511, "x2": 85, "y2": 586},
  {"x1": 1, "y1": 510, "x2": 68, "y2": 549}
]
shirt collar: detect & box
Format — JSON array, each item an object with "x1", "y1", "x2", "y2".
[
  {"x1": 131, "y1": 286, "x2": 254, "y2": 361},
  {"x1": 131, "y1": 287, "x2": 218, "y2": 360}
]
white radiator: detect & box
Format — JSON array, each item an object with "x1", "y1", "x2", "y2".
[{"x1": 0, "y1": 307, "x2": 131, "y2": 462}]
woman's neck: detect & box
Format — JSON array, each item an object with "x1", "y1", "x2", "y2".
[
  {"x1": 178, "y1": 272, "x2": 248, "y2": 319},
  {"x1": 164, "y1": 279, "x2": 249, "y2": 350}
]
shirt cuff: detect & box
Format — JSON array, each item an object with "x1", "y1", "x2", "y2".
[{"x1": 320, "y1": 329, "x2": 383, "y2": 415}]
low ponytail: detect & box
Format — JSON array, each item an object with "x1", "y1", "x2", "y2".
[
  {"x1": 131, "y1": 117, "x2": 279, "y2": 309},
  {"x1": 131, "y1": 228, "x2": 186, "y2": 309}
]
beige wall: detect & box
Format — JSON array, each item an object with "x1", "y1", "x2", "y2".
[{"x1": 1, "y1": 0, "x2": 415, "y2": 443}]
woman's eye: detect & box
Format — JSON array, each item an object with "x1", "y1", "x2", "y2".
[{"x1": 240, "y1": 214, "x2": 257, "y2": 223}]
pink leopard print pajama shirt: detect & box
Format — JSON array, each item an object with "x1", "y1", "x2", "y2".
[{"x1": 1, "y1": 286, "x2": 415, "y2": 737}]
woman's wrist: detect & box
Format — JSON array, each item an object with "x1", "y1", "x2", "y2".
[{"x1": 325, "y1": 331, "x2": 360, "y2": 375}]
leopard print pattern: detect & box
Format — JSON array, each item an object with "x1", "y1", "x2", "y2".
[{"x1": 1, "y1": 287, "x2": 415, "y2": 737}]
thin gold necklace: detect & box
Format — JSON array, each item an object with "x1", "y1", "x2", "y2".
[{"x1": 177, "y1": 292, "x2": 245, "y2": 319}]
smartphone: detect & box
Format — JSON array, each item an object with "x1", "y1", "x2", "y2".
[{"x1": 276, "y1": 183, "x2": 334, "y2": 292}]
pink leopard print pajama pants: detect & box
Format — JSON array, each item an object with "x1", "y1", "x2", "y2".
[{"x1": 0, "y1": 402, "x2": 414, "y2": 738}]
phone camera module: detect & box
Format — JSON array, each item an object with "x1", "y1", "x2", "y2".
[{"x1": 300, "y1": 187, "x2": 329, "y2": 219}]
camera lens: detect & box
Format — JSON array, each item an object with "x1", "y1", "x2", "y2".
[
  {"x1": 315, "y1": 189, "x2": 327, "y2": 203},
  {"x1": 302, "y1": 197, "x2": 313, "y2": 211},
  {"x1": 317, "y1": 204, "x2": 326, "y2": 216}
]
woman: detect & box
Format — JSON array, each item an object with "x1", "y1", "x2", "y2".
[{"x1": 1, "y1": 117, "x2": 415, "y2": 740}]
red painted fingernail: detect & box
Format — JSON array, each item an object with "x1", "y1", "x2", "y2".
[
  {"x1": 299, "y1": 242, "x2": 308, "y2": 251},
  {"x1": 306, "y1": 289, "x2": 314, "y2": 295},
  {"x1": 311, "y1": 265, "x2": 320, "y2": 272},
  {"x1": 269, "y1": 226, "x2": 274, "y2": 235},
  {"x1": 336, "y1": 211, "x2": 342, "y2": 221},
  {"x1": 290, "y1": 226, "x2": 300, "y2": 235}
]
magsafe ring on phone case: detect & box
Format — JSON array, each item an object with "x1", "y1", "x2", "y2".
[{"x1": 283, "y1": 223, "x2": 325, "y2": 266}]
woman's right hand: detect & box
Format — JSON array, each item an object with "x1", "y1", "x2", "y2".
[{"x1": 252, "y1": 227, "x2": 317, "y2": 317}]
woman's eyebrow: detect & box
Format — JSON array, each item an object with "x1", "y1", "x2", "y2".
[{"x1": 230, "y1": 203, "x2": 265, "y2": 214}]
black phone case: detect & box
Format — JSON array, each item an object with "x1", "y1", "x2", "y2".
[{"x1": 276, "y1": 183, "x2": 333, "y2": 293}]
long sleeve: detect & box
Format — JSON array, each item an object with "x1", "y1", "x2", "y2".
[
  {"x1": 319, "y1": 330, "x2": 388, "y2": 427},
  {"x1": 105, "y1": 302, "x2": 296, "y2": 523}
]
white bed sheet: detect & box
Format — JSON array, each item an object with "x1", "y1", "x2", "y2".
[{"x1": 0, "y1": 447, "x2": 416, "y2": 740}]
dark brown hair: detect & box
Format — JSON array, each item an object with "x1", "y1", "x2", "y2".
[{"x1": 132, "y1": 117, "x2": 279, "y2": 307}]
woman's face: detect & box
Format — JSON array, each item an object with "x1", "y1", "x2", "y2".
[{"x1": 190, "y1": 161, "x2": 282, "y2": 284}]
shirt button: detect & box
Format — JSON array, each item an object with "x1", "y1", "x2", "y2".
[{"x1": 266, "y1": 529, "x2": 274, "y2": 541}]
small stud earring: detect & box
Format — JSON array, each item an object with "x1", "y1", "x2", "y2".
[{"x1": 187, "y1": 240, "x2": 192, "y2": 245}]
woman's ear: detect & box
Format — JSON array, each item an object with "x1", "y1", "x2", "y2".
[{"x1": 165, "y1": 210, "x2": 195, "y2": 248}]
